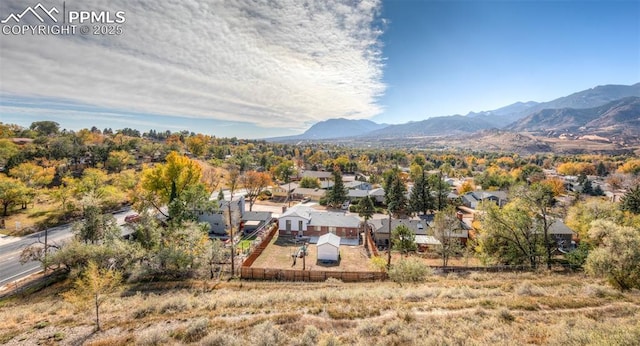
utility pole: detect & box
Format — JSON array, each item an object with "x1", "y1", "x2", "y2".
[
  {"x1": 228, "y1": 195, "x2": 235, "y2": 277},
  {"x1": 387, "y1": 211, "x2": 392, "y2": 270}
]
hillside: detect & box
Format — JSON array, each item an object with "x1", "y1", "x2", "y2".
[
  {"x1": 509, "y1": 97, "x2": 640, "y2": 138},
  {"x1": 270, "y1": 118, "x2": 388, "y2": 141},
  {"x1": 1, "y1": 272, "x2": 639, "y2": 345},
  {"x1": 473, "y1": 83, "x2": 640, "y2": 126},
  {"x1": 365, "y1": 115, "x2": 495, "y2": 138}
]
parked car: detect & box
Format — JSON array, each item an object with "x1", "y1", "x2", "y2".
[
  {"x1": 125, "y1": 214, "x2": 141, "y2": 223},
  {"x1": 341, "y1": 201, "x2": 350, "y2": 210}
]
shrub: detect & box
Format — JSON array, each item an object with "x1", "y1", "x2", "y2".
[
  {"x1": 318, "y1": 333, "x2": 343, "y2": 346},
  {"x1": 498, "y1": 308, "x2": 515, "y2": 322},
  {"x1": 358, "y1": 321, "x2": 379, "y2": 338},
  {"x1": 515, "y1": 281, "x2": 546, "y2": 296},
  {"x1": 182, "y1": 318, "x2": 209, "y2": 343},
  {"x1": 135, "y1": 327, "x2": 169, "y2": 346},
  {"x1": 295, "y1": 325, "x2": 319, "y2": 346},
  {"x1": 249, "y1": 321, "x2": 285, "y2": 346},
  {"x1": 199, "y1": 332, "x2": 241, "y2": 346},
  {"x1": 388, "y1": 258, "x2": 431, "y2": 283}
]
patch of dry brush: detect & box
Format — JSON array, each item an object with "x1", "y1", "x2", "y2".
[{"x1": 1, "y1": 272, "x2": 639, "y2": 345}]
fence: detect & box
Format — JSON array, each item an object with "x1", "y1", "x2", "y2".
[
  {"x1": 429, "y1": 265, "x2": 533, "y2": 273},
  {"x1": 241, "y1": 222, "x2": 279, "y2": 268},
  {"x1": 241, "y1": 267, "x2": 387, "y2": 282},
  {"x1": 365, "y1": 230, "x2": 378, "y2": 257}
]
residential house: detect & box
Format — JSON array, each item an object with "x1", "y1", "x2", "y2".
[
  {"x1": 347, "y1": 189, "x2": 369, "y2": 202},
  {"x1": 461, "y1": 191, "x2": 508, "y2": 209},
  {"x1": 278, "y1": 205, "x2": 314, "y2": 237},
  {"x1": 369, "y1": 188, "x2": 386, "y2": 204},
  {"x1": 345, "y1": 181, "x2": 373, "y2": 191},
  {"x1": 548, "y1": 219, "x2": 577, "y2": 252},
  {"x1": 198, "y1": 196, "x2": 246, "y2": 235},
  {"x1": 278, "y1": 205, "x2": 361, "y2": 240},
  {"x1": 300, "y1": 170, "x2": 332, "y2": 181},
  {"x1": 272, "y1": 182, "x2": 299, "y2": 199},
  {"x1": 306, "y1": 212, "x2": 361, "y2": 239},
  {"x1": 292, "y1": 187, "x2": 326, "y2": 201},
  {"x1": 369, "y1": 217, "x2": 431, "y2": 250}
]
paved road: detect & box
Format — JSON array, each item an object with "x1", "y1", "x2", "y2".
[{"x1": 0, "y1": 208, "x2": 137, "y2": 288}]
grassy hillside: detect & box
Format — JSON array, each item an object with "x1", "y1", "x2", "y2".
[{"x1": 1, "y1": 272, "x2": 639, "y2": 345}]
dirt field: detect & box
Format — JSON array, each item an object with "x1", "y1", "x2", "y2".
[{"x1": 250, "y1": 234, "x2": 372, "y2": 272}]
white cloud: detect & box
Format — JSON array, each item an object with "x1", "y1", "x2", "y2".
[{"x1": 0, "y1": 0, "x2": 385, "y2": 131}]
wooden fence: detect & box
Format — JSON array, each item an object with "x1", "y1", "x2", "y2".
[
  {"x1": 365, "y1": 230, "x2": 378, "y2": 257},
  {"x1": 429, "y1": 265, "x2": 533, "y2": 273},
  {"x1": 241, "y1": 267, "x2": 387, "y2": 282},
  {"x1": 241, "y1": 222, "x2": 279, "y2": 268}
]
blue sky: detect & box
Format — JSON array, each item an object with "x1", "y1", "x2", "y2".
[
  {"x1": 1, "y1": 0, "x2": 639, "y2": 138},
  {"x1": 374, "y1": 0, "x2": 640, "y2": 124}
]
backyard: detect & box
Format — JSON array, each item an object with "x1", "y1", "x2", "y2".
[{"x1": 250, "y1": 233, "x2": 372, "y2": 272}]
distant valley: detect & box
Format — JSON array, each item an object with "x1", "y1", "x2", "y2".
[{"x1": 269, "y1": 83, "x2": 640, "y2": 154}]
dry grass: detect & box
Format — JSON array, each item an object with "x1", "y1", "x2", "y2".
[{"x1": 1, "y1": 272, "x2": 639, "y2": 345}]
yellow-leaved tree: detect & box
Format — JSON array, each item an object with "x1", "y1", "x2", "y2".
[
  {"x1": 136, "y1": 151, "x2": 206, "y2": 220},
  {"x1": 63, "y1": 260, "x2": 122, "y2": 331}
]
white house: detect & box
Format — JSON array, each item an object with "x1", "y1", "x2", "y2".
[
  {"x1": 317, "y1": 233, "x2": 341, "y2": 262},
  {"x1": 278, "y1": 205, "x2": 315, "y2": 236}
]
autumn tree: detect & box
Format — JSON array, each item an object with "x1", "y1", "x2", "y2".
[
  {"x1": 30, "y1": 120, "x2": 60, "y2": 136},
  {"x1": 0, "y1": 138, "x2": 19, "y2": 167},
  {"x1": 105, "y1": 150, "x2": 135, "y2": 173},
  {"x1": 458, "y1": 180, "x2": 475, "y2": 195},
  {"x1": 514, "y1": 183, "x2": 556, "y2": 269},
  {"x1": 0, "y1": 175, "x2": 30, "y2": 216},
  {"x1": 8, "y1": 161, "x2": 55, "y2": 189},
  {"x1": 137, "y1": 151, "x2": 204, "y2": 219},
  {"x1": 585, "y1": 220, "x2": 640, "y2": 290},
  {"x1": 73, "y1": 202, "x2": 120, "y2": 244},
  {"x1": 274, "y1": 161, "x2": 296, "y2": 205},
  {"x1": 186, "y1": 134, "x2": 209, "y2": 157},
  {"x1": 478, "y1": 201, "x2": 544, "y2": 268},
  {"x1": 433, "y1": 206, "x2": 464, "y2": 266},
  {"x1": 540, "y1": 178, "x2": 565, "y2": 197},
  {"x1": 391, "y1": 224, "x2": 417, "y2": 255},
  {"x1": 299, "y1": 176, "x2": 321, "y2": 189},
  {"x1": 566, "y1": 198, "x2": 625, "y2": 242},
  {"x1": 62, "y1": 260, "x2": 122, "y2": 331},
  {"x1": 241, "y1": 171, "x2": 272, "y2": 211}
]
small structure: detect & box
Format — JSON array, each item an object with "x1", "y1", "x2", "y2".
[{"x1": 317, "y1": 233, "x2": 341, "y2": 262}]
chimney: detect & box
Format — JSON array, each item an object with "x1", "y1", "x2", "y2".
[{"x1": 456, "y1": 211, "x2": 464, "y2": 221}]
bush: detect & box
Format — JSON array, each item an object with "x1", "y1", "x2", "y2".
[
  {"x1": 319, "y1": 197, "x2": 328, "y2": 206},
  {"x1": 199, "y1": 331, "x2": 241, "y2": 346},
  {"x1": 136, "y1": 327, "x2": 169, "y2": 346},
  {"x1": 182, "y1": 318, "x2": 209, "y2": 343},
  {"x1": 515, "y1": 281, "x2": 546, "y2": 296},
  {"x1": 249, "y1": 321, "x2": 285, "y2": 346},
  {"x1": 388, "y1": 258, "x2": 431, "y2": 283},
  {"x1": 348, "y1": 204, "x2": 358, "y2": 213}
]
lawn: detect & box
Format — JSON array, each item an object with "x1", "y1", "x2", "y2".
[{"x1": 0, "y1": 195, "x2": 72, "y2": 236}]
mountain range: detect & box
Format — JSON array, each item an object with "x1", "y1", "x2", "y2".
[{"x1": 269, "y1": 83, "x2": 640, "y2": 152}]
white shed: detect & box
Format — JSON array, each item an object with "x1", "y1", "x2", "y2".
[{"x1": 317, "y1": 233, "x2": 341, "y2": 262}]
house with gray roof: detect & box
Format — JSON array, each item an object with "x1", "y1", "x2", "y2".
[
  {"x1": 461, "y1": 191, "x2": 508, "y2": 209},
  {"x1": 278, "y1": 205, "x2": 361, "y2": 240}
]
